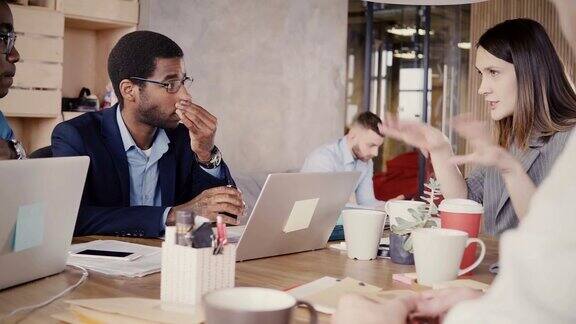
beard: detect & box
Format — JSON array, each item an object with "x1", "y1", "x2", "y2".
[
  {"x1": 351, "y1": 144, "x2": 369, "y2": 162},
  {"x1": 137, "y1": 92, "x2": 179, "y2": 129}
]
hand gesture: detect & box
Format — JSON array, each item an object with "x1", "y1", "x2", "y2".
[
  {"x1": 171, "y1": 186, "x2": 245, "y2": 225},
  {"x1": 413, "y1": 287, "x2": 483, "y2": 322},
  {"x1": 175, "y1": 100, "x2": 217, "y2": 162},
  {"x1": 379, "y1": 114, "x2": 450, "y2": 157},
  {"x1": 332, "y1": 294, "x2": 417, "y2": 324},
  {"x1": 449, "y1": 115, "x2": 515, "y2": 171}
]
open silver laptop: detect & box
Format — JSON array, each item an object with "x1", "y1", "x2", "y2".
[
  {"x1": 0, "y1": 157, "x2": 89, "y2": 290},
  {"x1": 234, "y1": 172, "x2": 360, "y2": 261}
]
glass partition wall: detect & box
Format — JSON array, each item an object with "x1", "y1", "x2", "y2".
[{"x1": 346, "y1": 1, "x2": 470, "y2": 197}]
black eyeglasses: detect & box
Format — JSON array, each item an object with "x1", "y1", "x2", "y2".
[
  {"x1": 129, "y1": 76, "x2": 193, "y2": 94},
  {"x1": 0, "y1": 31, "x2": 16, "y2": 56}
]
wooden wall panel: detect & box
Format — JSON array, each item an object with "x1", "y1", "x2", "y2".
[
  {"x1": 62, "y1": 0, "x2": 139, "y2": 25},
  {"x1": 17, "y1": 35, "x2": 63, "y2": 63},
  {"x1": 467, "y1": 0, "x2": 576, "y2": 125},
  {"x1": 10, "y1": 4, "x2": 64, "y2": 37}
]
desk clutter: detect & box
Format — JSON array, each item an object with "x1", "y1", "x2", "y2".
[
  {"x1": 288, "y1": 275, "x2": 490, "y2": 315},
  {"x1": 392, "y1": 272, "x2": 490, "y2": 291},
  {"x1": 67, "y1": 240, "x2": 161, "y2": 278},
  {"x1": 52, "y1": 297, "x2": 204, "y2": 324},
  {"x1": 161, "y1": 213, "x2": 235, "y2": 308}
]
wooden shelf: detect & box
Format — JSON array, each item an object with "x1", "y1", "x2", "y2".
[
  {"x1": 60, "y1": 0, "x2": 138, "y2": 28},
  {"x1": 5, "y1": 0, "x2": 138, "y2": 152},
  {"x1": 65, "y1": 16, "x2": 136, "y2": 30}
]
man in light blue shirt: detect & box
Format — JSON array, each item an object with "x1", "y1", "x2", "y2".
[
  {"x1": 302, "y1": 111, "x2": 386, "y2": 206},
  {"x1": 302, "y1": 112, "x2": 395, "y2": 239}
]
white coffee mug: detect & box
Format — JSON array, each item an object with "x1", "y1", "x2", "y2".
[
  {"x1": 384, "y1": 200, "x2": 426, "y2": 227},
  {"x1": 412, "y1": 228, "x2": 486, "y2": 286},
  {"x1": 342, "y1": 209, "x2": 386, "y2": 260}
]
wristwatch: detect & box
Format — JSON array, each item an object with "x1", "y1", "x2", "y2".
[
  {"x1": 8, "y1": 139, "x2": 26, "y2": 160},
  {"x1": 197, "y1": 146, "x2": 221, "y2": 169}
]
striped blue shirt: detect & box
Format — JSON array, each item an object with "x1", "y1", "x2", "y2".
[{"x1": 0, "y1": 111, "x2": 14, "y2": 140}]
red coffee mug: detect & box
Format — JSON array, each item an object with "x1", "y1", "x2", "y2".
[{"x1": 439, "y1": 199, "x2": 483, "y2": 272}]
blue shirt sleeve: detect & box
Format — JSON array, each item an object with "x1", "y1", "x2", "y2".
[
  {"x1": 162, "y1": 207, "x2": 172, "y2": 229},
  {"x1": 355, "y1": 160, "x2": 379, "y2": 206},
  {"x1": 301, "y1": 149, "x2": 335, "y2": 172},
  {"x1": 0, "y1": 111, "x2": 14, "y2": 140},
  {"x1": 200, "y1": 165, "x2": 224, "y2": 179}
]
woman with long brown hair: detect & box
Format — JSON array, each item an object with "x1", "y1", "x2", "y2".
[{"x1": 381, "y1": 18, "x2": 576, "y2": 236}]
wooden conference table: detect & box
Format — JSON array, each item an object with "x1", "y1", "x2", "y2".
[{"x1": 0, "y1": 235, "x2": 499, "y2": 323}]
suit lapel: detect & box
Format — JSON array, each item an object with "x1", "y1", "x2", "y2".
[
  {"x1": 159, "y1": 145, "x2": 176, "y2": 206},
  {"x1": 494, "y1": 147, "x2": 541, "y2": 215},
  {"x1": 101, "y1": 105, "x2": 131, "y2": 204}
]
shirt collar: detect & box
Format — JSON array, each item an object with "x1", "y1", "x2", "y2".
[
  {"x1": 116, "y1": 107, "x2": 170, "y2": 153},
  {"x1": 528, "y1": 135, "x2": 546, "y2": 148},
  {"x1": 339, "y1": 136, "x2": 356, "y2": 165}
]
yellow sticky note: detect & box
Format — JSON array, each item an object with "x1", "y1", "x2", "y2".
[
  {"x1": 13, "y1": 203, "x2": 44, "y2": 252},
  {"x1": 283, "y1": 198, "x2": 319, "y2": 233}
]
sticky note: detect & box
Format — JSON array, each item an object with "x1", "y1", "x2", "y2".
[
  {"x1": 283, "y1": 198, "x2": 319, "y2": 233},
  {"x1": 392, "y1": 272, "x2": 418, "y2": 285},
  {"x1": 13, "y1": 203, "x2": 44, "y2": 252}
]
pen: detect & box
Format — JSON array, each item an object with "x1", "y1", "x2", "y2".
[{"x1": 215, "y1": 216, "x2": 228, "y2": 254}]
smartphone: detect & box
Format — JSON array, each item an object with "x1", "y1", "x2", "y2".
[{"x1": 71, "y1": 249, "x2": 142, "y2": 261}]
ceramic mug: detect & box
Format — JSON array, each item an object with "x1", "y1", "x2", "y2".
[
  {"x1": 342, "y1": 209, "x2": 386, "y2": 260},
  {"x1": 384, "y1": 200, "x2": 426, "y2": 227},
  {"x1": 412, "y1": 228, "x2": 486, "y2": 286},
  {"x1": 203, "y1": 287, "x2": 318, "y2": 324},
  {"x1": 439, "y1": 198, "x2": 484, "y2": 270}
]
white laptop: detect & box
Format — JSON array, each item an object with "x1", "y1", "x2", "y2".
[
  {"x1": 233, "y1": 172, "x2": 360, "y2": 261},
  {"x1": 0, "y1": 157, "x2": 89, "y2": 290}
]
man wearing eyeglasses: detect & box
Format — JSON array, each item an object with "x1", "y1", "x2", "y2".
[
  {"x1": 52, "y1": 31, "x2": 244, "y2": 237},
  {"x1": 0, "y1": 1, "x2": 25, "y2": 160}
]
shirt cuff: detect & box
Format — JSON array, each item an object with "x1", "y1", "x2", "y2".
[
  {"x1": 200, "y1": 165, "x2": 224, "y2": 179},
  {"x1": 162, "y1": 207, "x2": 172, "y2": 229}
]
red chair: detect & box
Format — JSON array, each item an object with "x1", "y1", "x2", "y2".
[{"x1": 373, "y1": 151, "x2": 435, "y2": 201}]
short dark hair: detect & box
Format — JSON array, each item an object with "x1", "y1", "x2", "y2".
[
  {"x1": 354, "y1": 111, "x2": 383, "y2": 136},
  {"x1": 107, "y1": 30, "x2": 184, "y2": 104}
]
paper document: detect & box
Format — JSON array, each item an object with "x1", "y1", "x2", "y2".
[
  {"x1": 432, "y1": 279, "x2": 490, "y2": 291},
  {"x1": 52, "y1": 297, "x2": 203, "y2": 324},
  {"x1": 67, "y1": 240, "x2": 161, "y2": 277},
  {"x1": 288, "y1": 277, "x2": 417, "y2": 314}
]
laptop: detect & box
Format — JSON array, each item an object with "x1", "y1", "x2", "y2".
[
  {"x1": 0, "y1": 157, "x2": 89, "y2": 290},
  {"x1": 234, "y1": 171, "x2": 360, "y2": 261}
]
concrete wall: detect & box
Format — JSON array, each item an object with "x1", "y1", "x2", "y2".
[{"x1": 140, "y1": 0, "x2": 348, "y2": 174}]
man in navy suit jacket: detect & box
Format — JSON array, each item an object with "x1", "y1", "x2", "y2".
[{"x1": 52, "y1": 31, "x2": 244, "y2": 237}]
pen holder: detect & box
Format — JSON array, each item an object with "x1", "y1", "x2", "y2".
[{"x1": 160, "y1": 242, "x2": 236, "y2": 307}]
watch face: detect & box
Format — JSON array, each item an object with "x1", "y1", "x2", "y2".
[
  {"x1": 210, "y1": 148, "x2": 222, "y2": 167},
  {"x1": 11, "y1": 139, "x2": 26, "y2": 159}
]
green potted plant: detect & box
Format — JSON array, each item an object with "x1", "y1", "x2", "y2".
[{"x1": 389, "y1": 178, "x2": 440, "y2": 265}]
